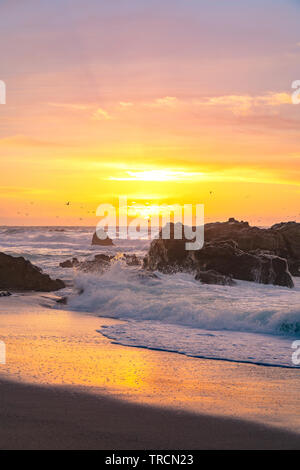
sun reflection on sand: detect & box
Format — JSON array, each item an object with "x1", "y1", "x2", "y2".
[{"x1": 0, "y1": 296, "x2": 300, "y2": 433}]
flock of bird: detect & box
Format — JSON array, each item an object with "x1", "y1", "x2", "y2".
[{"x1": 13, "y1": 192, "x2": 300, "y2": 224}]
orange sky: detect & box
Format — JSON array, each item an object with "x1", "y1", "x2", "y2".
[{"x1": 0, "y1": 0, "x2": 300, "y2": 226}]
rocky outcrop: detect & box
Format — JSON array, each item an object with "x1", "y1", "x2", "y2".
[
  {"x1": 67, "y1": 254, "x2": 113, "y2": 273},
  {"x1": 205, "y1": 218, "x2": 300, "y2": 276},
  {"x1": 143, "y1": 226, "x2": 294, "y2": 288},
  {"x1": 195, "y1": 270, "x2": 236, "y2": 286},
  {"x1": 192, "y1": 241, "x2": 293, "y2": 287},
  {"x1": 271, "y1": 222, "x2": 300, "y2": 276},
  {"x1": 91, "y1": 230, "x2": 114, "y2": 246},
  {"x1": 59, "y1": 253, "x2": 141, "y2": 272},
  {"x1": 122, "y1": 254, "x2": 141, "y2": 266},
  {"x1": 59, "y1": 257, "x2": 79, "y2": 268},
  {"x1": 0, "y1": 252, "x2": 65, "y2": 291}
]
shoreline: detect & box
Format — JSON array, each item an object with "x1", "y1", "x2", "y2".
[
  {"x1": 0, "y1": 377, "x2": 299, "y2": 450},
  {"x1": 0, "y1": 294, "x2": 300, "y2": 438},
  {"x1": 101, "y1": 335, "x2": 299, "y2": 370}
]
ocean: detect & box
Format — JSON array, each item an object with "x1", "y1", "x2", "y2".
[{"x1": 1, "y1": 225, "x2": 300, "y2": 368}]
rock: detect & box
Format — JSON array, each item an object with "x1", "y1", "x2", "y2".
[
  {"x1": 91, "y1": 229, "x2": 114, "y2": 246},
  {"x1": 205, "y1": 218, "x2": 300, "y2": 276},
  {"x1": 144, "y1": 227, "x2": 191, "y2": 273},
  {"x1": 60, "y1": 253, "x2": 140, "y2": 273},
  {"x1": 65, "y1": 254, "x2": 114, "y2": 273},
  {"x1": 195, "y1": 270, "x2": 236, "y2": 286},
  {"x1": 192, "y1": 242, "x2": 293, "y2": 287},
  {"x1": 94, "y1": 254, "x2": 112, "y2": 263},
  {"x1": 56, "y1": 296, "x2": 67, "y2": 304},
  {"x1": 0, "y1": 291, "x2": 12, "y2": 297},
  {"x1": 0, "y1": 252, "x2": 65, "y2": 292},
  {"x1": 59, "y1": 257, "x2": 79, "y2": 268},
  {"x1": 123, "y1": 254, "x2": 141, "y2": 266},
  {"x1": 144, "y1": 227, "x2": 294, "y2": 288},
  {"x1": 271, "y1": 222, "x2": 300, "y2": 276}
]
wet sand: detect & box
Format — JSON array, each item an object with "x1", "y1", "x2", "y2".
[
  {"x1": 0, "y1": 294, "x2": 300, "y2": 448},
  {"x1": 1, "y1": 378, "x2": 300, "y2": 450}
]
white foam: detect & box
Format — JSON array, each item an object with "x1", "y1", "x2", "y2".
[
  {"x1": 1, "y1": 226, "x2": 300, "y2": 367},
  {"x1": 69, "y1": 263, "x2": 300, "y2": 336},
  {"x1": 99, "y1": 321, "x2": 298, "y2": 368}
]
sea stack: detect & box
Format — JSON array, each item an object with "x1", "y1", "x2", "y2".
[{"x1": 91, "y1": 229, "x2": 114, "y2": 246}]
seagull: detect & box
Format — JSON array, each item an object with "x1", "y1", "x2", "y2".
[{"x1": 65, "y1": 202, "x2": 70, "y2": 206}]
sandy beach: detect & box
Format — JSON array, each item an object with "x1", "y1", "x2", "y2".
[
  {"x1": 2, "y1": 0, "x2": 300, "y2": 453},
  {"x1": 0, "y1": 294, "x2": 300, "y2": 449},
  {"x1": 1, "y1": 378, "x2": 300, "y2": 450}
]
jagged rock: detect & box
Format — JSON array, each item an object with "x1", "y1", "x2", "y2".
[
  {"x1": 59, "y1": 257, "x2": 79, "y2": 268},
  {"x1": 144, "y1": 227, "x2": 294, "y2": 288},
  {"x1": 59, "y1": 253, "x2": 140, "y2": 273},
  {"x1": 61, "y1": 254, "x2": 114, "y2": 273},
  {"x1": 123, "y1": 254, "x2": 141, "y2": 266},
  {"x1": 94, "y1": 254, "x2": 112, "y2": 263},
  {"x1": 195, "y1": 270, "x2": 236, "y2": 286},
  {"x1": 192, "y1": 242, "x2": 293, "y2": 287},
  {"x1": 205, "y1": 218, "x2": 300, "y2": 276},
  {"x1": 0, "y1": 252, "x2": 65, "y2": 291},
  {"x1": 91, "y1": 229, "x2": 114, "y2": 246},
  {"x1": 77, "y1": 257, "x2": 111, "y2": 273},
  {"x1": 271, "y1": 222, "x2": 300, "y2": 276}
]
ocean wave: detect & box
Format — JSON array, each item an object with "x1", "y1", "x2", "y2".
[
  {"x1": 67, "y1": 262, "x2": 300, "y2": 337},
  {"x1": 98, "y1": 321, "x2": 299, "y2": 368}
]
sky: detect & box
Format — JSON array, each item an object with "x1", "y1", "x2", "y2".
[{"x1": 0, "y1": 0, "x2": 300, "y2": 225}]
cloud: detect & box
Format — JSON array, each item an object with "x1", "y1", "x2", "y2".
[
  {"x1": 107, "y1": 169, "x2": 205, "y2": 182},
  {"x1": 47, "y1": 102, "x2": 91, "y2": 111},
  {"x1": 119, "y1": 101, "x2": 133, "y2": 108},
  {"x1": 92, "y1": 107, "x2": 112, "y2": 120},
  {"x1": 146, "y1": 96, "x2": 178, "y2": 108},
  {"x1": 0, "y1": 135, "x2": 65, "y2": 147},
  {"x1": 195, "y1": 92, "x2": 292, "y2": 115}
]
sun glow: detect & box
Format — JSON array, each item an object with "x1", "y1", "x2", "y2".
[
  {"x1": 108, "y1": 169, "x2": 205, "y2": 182},
  {"x1": 127, "y1": 203, "x2": 182, "y2": 220}
]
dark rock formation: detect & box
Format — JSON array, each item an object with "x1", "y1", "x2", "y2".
[
  {"x1": 59, "y1": 254, "x2": 115, "y2": 273},
  {"x1": 195, "y1": 270, "x2": 236, "y2": 286},
  {"x1": 0, "y1": 252, "x2": 65, "y2": 291},
  {"x1": 74, "y1": 255, "x2": 112, "y2": 273},
  {"x1": 205, "y1": 218, "x2": 300, "y2": 276},
  {"x1": 91, "y1": 230, "x2": 114, "y2": 246},
  {"x1": 59, "y1": 257, "x2": 79, "y2": 268},
  {"x1": 123, "y1": 254, "x2": 141, "y2": 266},
  {"x1": 143, "y1": 225, "x2": 294, "y2": 288},
  {"x1": 94, "y1": 254, "x2": 113, "y2": 263},
  {"x1": 271, "y1": 222, "x2": 300, "y2": 276},
  {"x1": 192, "y1": 241, "x2": 293, "y2": 287},
  {"x1": 59, "y1": 253, "x2": 141, "y2": 273}
]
